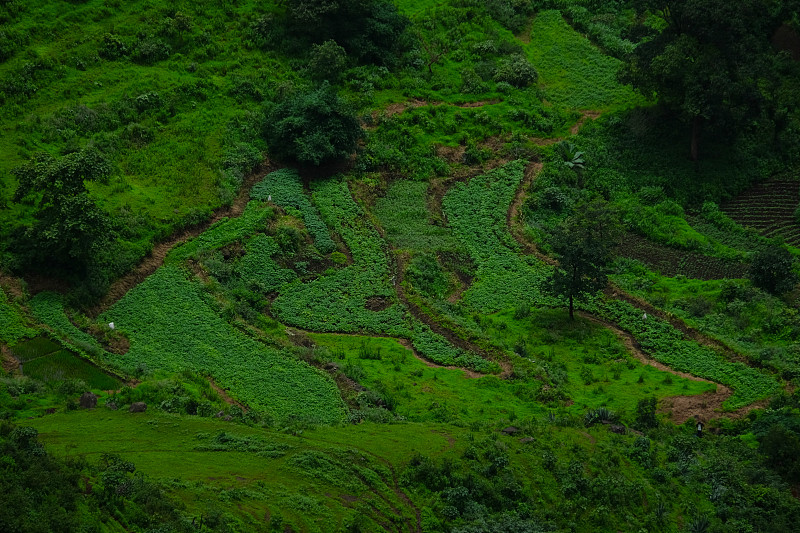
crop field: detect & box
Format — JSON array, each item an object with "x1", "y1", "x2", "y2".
[
  {"x1": 22, "y1": 350, "x2": 121, "y2": 389},
  {"x1": 614, "y1": 268, "x2": 800, "y2": 380},
  {"x1": 615, "y1": 233, "x2": 748, "y2": 280},
  {"x1": 101, "y1": 265, "x2": 346, "y2": 424},
  {"x1": 722, "y1": 178, "x2": 800, "y2": 246},
  {"x1": 4, "y1": 1, "x2": 800, "y2": 531},
  {"x1": 443, "y1": 160, "x2": 553, "y2": 312}
]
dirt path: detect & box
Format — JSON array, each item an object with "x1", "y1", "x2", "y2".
[
  {"x1": 506, "y1": 161, "x2": 555, "y2": 265},
  {"x1": 207, "y1": 377, "x2": 247, "y2": 410},
  {"x1": 1, "y1": 345, "x2": 20, "y2": 374},
  {"x1": 507, "y1": 158, "x2": 773, "y2": 422},
  {"x1": 88, "y1": 162, "x2": 280, "y2": 317}
]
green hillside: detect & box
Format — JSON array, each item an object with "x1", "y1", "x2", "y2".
[{"x1": 2, "y1": 1, "x2": 800, "y2": 532}]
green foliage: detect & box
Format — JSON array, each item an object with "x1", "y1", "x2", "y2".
[
  {"x1": 251, "y1": 169, "x2": 336, "y2": 253},
  {"x1": 167, "y1": 202, "x2": 275, "y2": 263},
  {"x1": 548, "y1": 198, "x2": 621, "y2": 318},
  {"x1": 748, "y1": 244, "x2": 798, "y2": 295},
  {"x1": 634, "y1": 396, "x2": 657, "y2": 430},
  {"x1": 263, "y1": 83, "x2": 362, "y2": 165},
  {"x1": 11, "y1": 148, "x2": 112, "y2": 274},
  {"x1": 587, "y1": 297, "x2": 779, "y2": 409},
  {"x1": 308, "y1": 40, "x2": 349, "y2": 82},
  {"x1": 102, "y1": 265, "x2": 345, "y2": 424},
  {"x1": 622, "y1": 0, "x2": 794, "y2": 159},
  {"x1": 407, "y1": 254, "x2": 449, "y2": 297},
  {"x1": 0, "y1": 288, "x2": 35, "y2": 345},
  {"x1": 493, "y1": 53, "x2": 538, "y2": 88},
  {"x1": 281, "y1": 0, "x2": 412, "y2": 67}
]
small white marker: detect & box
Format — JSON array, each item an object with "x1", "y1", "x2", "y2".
[{"x1": 108, "y1": 322, "x2": 115, "y2": 330}]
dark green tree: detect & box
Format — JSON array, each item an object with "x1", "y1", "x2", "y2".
[
  {"x1": 284, "y1": 0, "x2": 411, "y2": 67},
  {"x1": 621, "y1": 0, "x2": 783, "y2": 160},
  {"x1": 748, "y1": 244, "x2": 798, "y2": 295},
  {"x1": 12, "y1": 148, "x2": 112, "y2": 275},
  {"x1": 262, "y1": 83, "x2": 362, "y2": 166},
  {"x1": 548, "y1": 198, "x2": 621, "y2": 319}
]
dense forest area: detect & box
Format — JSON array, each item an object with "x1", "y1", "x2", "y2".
[{"x1": 2, "y1": 0, "x2": 800, "y2": 531}]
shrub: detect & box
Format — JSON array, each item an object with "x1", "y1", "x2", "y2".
[
  {"x1": 493, "y1": 54, "x2": 537, "y2": 87},
  {"x1": 131, "y1": 36, "x2": 171, "y2": 64},
  {"x1": 748, "y1": 245, "x2": 798, "y2": 295},
  {"x1": 308, "y1": 40, "x2": 348, "y2": 82},
  {"x1": 262, "y1": 83, "x2": 362, "y2": 165}
]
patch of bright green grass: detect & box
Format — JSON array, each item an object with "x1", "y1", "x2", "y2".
[
  {"x1": 310, "y1": 323, "x2": 713, "y2": 426},
  {"x1": 527, "y1": 10, "x2": 644, "y2": 110},
  {"x1": 23, "y1": 350, "x2": 121, "y2": 389}
]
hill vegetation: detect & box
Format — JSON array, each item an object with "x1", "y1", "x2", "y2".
[{"x1": 2, "y1": 0, "x2": 800, "y2": 531}]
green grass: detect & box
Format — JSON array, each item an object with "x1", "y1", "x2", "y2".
[
  {"x1": 23, "y1": 408, "x2": 452, "y2": 532},
  {"x1": 23, "y1": 350, "x2": 121, "y2": 389},
  {"x1": 310, "y1": 324, "x2": 713, "y2": 425},
  {"x1": 101, "y1": 265, "x2": 346, "y2": 424},
  {"x1": 527, "y1": 10, "x2": 644, "y2": 110}
]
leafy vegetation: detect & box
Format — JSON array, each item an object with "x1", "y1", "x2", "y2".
[
  {"x1": 102, "y1": 265, "x2": 345, "y2": 424},
  {"x1": 2, "y1": 0, "x2": 800, "y2": 531}
]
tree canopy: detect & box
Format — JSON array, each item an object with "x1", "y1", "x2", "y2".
[
  {"x1": 11, "y1": 148, "x2": 111, "y2": 275},
  {"x1": 548, "y1": 199, "x2": 621, "y2": 319},
  {"x1": 621, "y1": 0, "x2": 790, "y2": 160},
  {"x1": 262, "y1": 83, "x2": 363, "y2": 166}
]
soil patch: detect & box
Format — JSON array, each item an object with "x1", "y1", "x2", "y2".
[
  {"x1": 365, "y1": 296, "x2": 393, "y2": 311},
  {"x1": 1, "y1": 345, "x2": 21, "y2": 374},
  {"x1": 570, "y1": 110, "x2": 601, "y2": 135}
]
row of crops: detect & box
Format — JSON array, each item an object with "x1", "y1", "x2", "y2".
[
  {"x1": 19, "y1": 164, "x2": 781, "y2": 417},
  {"x1": 101, "y1": 265, "x2": 346, "y2": 423},
  {"x1": 439, "y1": 160, "x2": 778, "y2": 409}
]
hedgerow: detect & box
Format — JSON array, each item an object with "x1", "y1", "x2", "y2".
[
  {"x1": 101, "y1": 265, "x2": 345, "y2": 423},
  {"x1": 251, "y1": 169, "x2": 336, "y2": 254}
]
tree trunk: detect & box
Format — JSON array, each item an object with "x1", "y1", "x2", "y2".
[
  {"x1": 568, "y1": 294, "x2": 574, "y2": 320},
  {"x1": 690, "y1": 115, "x2": 701, "y2": 161}
]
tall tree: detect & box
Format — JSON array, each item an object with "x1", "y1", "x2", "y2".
[
  {"x1": 548, "y1": 199, "x2": 621, "y2": 319},
  {"x1": 12, "y1": 148, "x2": 112, "y2": 275},
  {"x1": 621, "y1": 0, "x2": 782, "y2": 160}
]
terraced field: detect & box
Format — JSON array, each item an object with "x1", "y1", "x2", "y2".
[{"x1": 722, "y1": 179, "x2": 800, "y2": 246}]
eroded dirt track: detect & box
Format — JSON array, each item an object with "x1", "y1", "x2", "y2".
[{"x1": 88, "y1": 163, "x2": 279, "y2": 317}]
